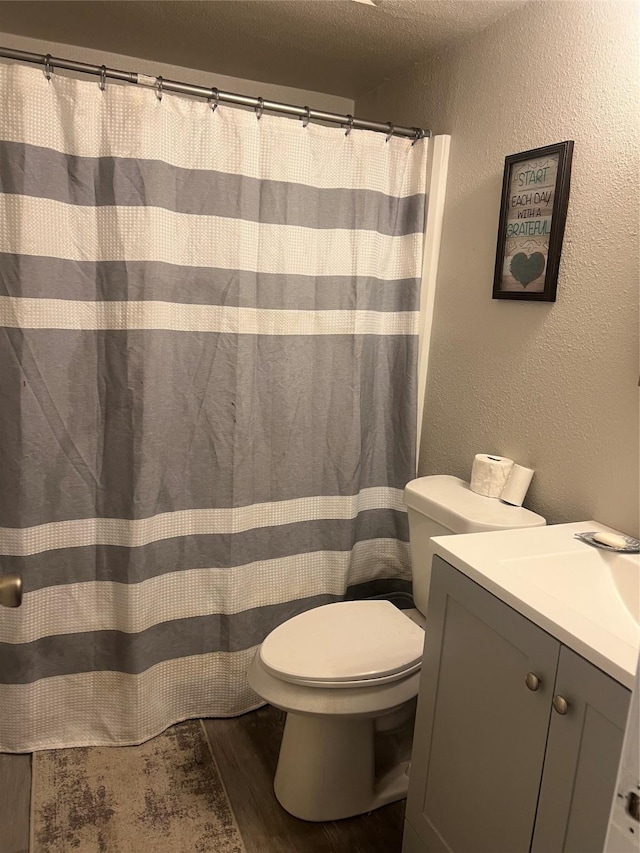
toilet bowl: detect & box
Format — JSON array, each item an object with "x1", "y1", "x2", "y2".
[
  {"x1": 248, "y1": 475, "x2": 546, "y2": 822},
  {"x1": 248, "y1": 599, "x2": 424, "y2": 821}
]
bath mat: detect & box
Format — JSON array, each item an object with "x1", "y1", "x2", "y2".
[{"x1": 30, "y1": 719, "x2": 246, "y2": 853}]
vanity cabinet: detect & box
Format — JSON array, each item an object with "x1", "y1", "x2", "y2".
[
  {"x1": 531, "y1": 645, "x2": 631, "y2": 852},
  {"x1": 403, "y1": 556, "x2": 631, "y2": 853}
]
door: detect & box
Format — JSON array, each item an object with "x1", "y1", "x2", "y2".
[
  {"x1": 531, "y1": 646, "x2": 631, "y2": 853},
  {"x1": 405, "y1": 557, "x2": 559, "y2": 853}
]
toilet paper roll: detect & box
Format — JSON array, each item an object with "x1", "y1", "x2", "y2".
[
  {"x1": 500, "y1": 464, "x2": 535, "y2": 506},
  {"x1": 470, "y1": 454, "x2": 514, "y2": 498}
]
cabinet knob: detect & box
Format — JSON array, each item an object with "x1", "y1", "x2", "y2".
[
  {"x1": 553, "y1": 695, "x2": 569, "y2": 715},
  {"x1": 525, "y1": 672, "x2": 541, "y2": 691}
]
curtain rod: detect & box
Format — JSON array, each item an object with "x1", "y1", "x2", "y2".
[{"x1": 0, "y1": 47, "x2": 430, "y2": 141}]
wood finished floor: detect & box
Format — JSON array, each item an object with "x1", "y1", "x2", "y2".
[
  {"x1": 0, "y1": 705, "x2": 404, "y2": 853},
  {"x1": 0, "y1": 753, "x2": 30, "y2": 853}
]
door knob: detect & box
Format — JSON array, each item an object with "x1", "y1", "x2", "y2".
[
  {"x1": 553, "y1": 695, "x2": 569, "y2": 715},
  {"x1": 0, "y1": 574, "x2": 23, "y2": 607},
  {"x1": 525, "y1": 672, "x2": 541, "y2": 691}
]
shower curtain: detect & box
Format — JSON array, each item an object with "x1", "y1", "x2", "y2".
[{"x1": 0, "y1": 62, "x2": 428, "y2": 751}]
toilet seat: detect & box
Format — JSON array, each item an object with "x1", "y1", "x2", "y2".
[{"x1": 258, "y1": 600, "x2": 425, "y2": 688}]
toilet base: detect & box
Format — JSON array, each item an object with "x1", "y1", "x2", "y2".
[{"x1": 274, "y1": 705, "x2": 414, "y2": 822}]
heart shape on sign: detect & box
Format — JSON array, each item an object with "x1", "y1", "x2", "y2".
[{"x1": 510, "y1": 252, "x2": 546, "y2": 287}]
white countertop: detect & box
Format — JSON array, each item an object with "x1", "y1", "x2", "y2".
[{"x1": 431, "y1": 521, "x2": 640, "y2": 689}]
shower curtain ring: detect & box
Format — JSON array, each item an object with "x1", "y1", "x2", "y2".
[
  {"x1": 344, "y1": 115, "x2": 354, "y2": 136},
  {"x1": 209, "y1": 87, "x2": 219, "y2": 112},
  {"x1": 255, "y1": 97, "x2": 264, "y2": 120},
  {"x1": 385, "y1": 122, "x2": 394, "y2": 143},
  {"x1": 411, "y1": 127, "x2": 423, "y2": 146},
  {"x1": 44, "y1": 54, "x2": 53, "y2": 81},
  {"x1": 156, "y1": 76, "x2": 163, "y2": 101},
  {"x1": 99, "y1": 65, "x2": 107, "y2": 92},
  {"x1": 302, "y1": 106, "x2": 311, "y2": 128}
]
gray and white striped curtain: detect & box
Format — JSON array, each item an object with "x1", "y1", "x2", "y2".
[{"x1": 0, "y1": 63, "x2": 428, "y2": 751}]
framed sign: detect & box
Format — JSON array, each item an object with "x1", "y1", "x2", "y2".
[{"x1": 492, "y1": 141, "x2": 573, "y2": 302}]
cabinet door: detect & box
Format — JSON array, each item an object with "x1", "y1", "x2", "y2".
[
  {"x1": 531, "y1": 646, "x2": 631, "y2": 853},
  {"x1": 404, "y1": 557, "x2": 560, "y2": 853}
]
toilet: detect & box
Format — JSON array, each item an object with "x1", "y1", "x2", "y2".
[{"x1": 247, "y1": 475, "x2": 545, "y2": 822}]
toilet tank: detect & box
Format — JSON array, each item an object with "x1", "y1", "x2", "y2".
[{"x1": 404, "y1": 475, "x2": 546, "y2": 615}]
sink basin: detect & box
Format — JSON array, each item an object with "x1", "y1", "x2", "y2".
[
  {"x1": 500, "y1": 547, "x2": 640, "y2": 639},
  {"x1": 432, "y1": 521, "x2": 640, "y2": 688},
  {"x1": 609, "y1": 551, "x2": 640, "y2": 624}
]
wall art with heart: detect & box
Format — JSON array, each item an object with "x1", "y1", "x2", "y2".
[{"x1": 493, "y1": 141, "x2": 574, "y2": 302}]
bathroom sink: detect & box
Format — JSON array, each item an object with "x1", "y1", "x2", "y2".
[
  {"x1": 431, "y1": 521, "x2": 640, "y2": 689},
  {"x1": 500, "y1": 547, "x2": 640, "y2": 637}
]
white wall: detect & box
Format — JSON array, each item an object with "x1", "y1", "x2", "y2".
[
  {"x1": 357, "y1": 0, "x2": 639, "y2": 536},
  {"x1": 0, "y1": 31, "x2": 354, "y2": 115}
]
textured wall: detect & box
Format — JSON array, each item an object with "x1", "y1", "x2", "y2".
[{"x1": 357, "y1": 0, "x2": 639, "y2": 535}]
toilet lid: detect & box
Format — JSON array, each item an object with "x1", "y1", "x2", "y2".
[{"x1": 259, "y1": 600, "x2": 425, "y2": 686}]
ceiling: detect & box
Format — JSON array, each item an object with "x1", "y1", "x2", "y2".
[{"x1": 0, "y1": 0, "x2": 526, "y2": 98}]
